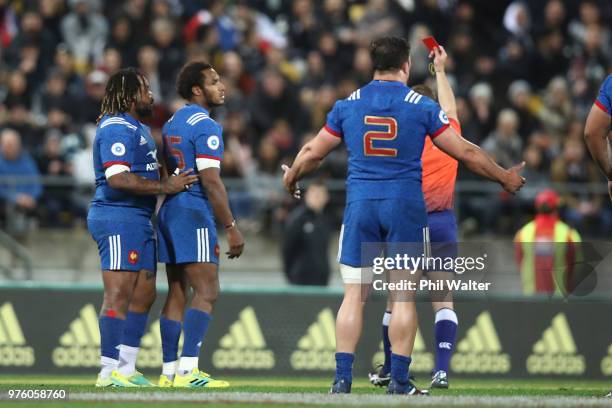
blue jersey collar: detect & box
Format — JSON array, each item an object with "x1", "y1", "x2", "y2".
[
  {"x1": 185, "y1": 103, "x2": 210, "y2": 116},
  {"x1": 101, "y1": 112, "x2": 141, "y2": 127},
  {"x1": 370, "y1": 79, "x2": 407, "y2": 87}
]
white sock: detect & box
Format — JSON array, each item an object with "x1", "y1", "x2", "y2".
[
  {"x1": 178, "y1": 356, "x2": 199, "y2": 375},
  {"x1": 435, "y1": 308, "x2": 458, "y2": 324},
  {"x1": 163, "y1": 361, "x2": 177, "y2": 379},
  {"x1": 100, "y1": 356, "x2": 119, "y2": 379},
  {"x1": 117, "y1": 345, "x2": 139, "y2": 376},
  {"x1": 382, "y1": 310, "x2": 392, "y2": 327}
]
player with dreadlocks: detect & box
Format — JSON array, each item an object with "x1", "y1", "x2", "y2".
[{"x1": 87, "y1": 68, "x2": 199, "y2": 387}]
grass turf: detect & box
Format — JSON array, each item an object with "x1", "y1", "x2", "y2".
[{"x1": 0, "y1": 375, "x2": 611, "y2": 407}]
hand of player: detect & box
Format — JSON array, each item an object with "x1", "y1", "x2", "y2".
[
  {"x1": 161, "y1": 168, "x2": 199, "y2": 194},
  {"x1": 226, "y1": 225, "x2": 245, "y2": 259},
  {"x1": 502, "y1": 161, "x2": 526, "y2": 194},
  {"x1": 281, "y1": 164, "x2": 301, "y2": 199},
  {"x1": 430, "y1": 45, "x2": 448, "y2": 73}
]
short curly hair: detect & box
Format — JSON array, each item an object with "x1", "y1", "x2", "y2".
[{"x1": 176, "y1": 61, "x2": 213, "y2": 100}]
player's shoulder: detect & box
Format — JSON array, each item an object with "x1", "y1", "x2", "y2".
[
  {"x1": 602, "y1": 75, "x2": 612, "y2": 91},
  {"x1": 97, "y1": 114, "x2": 139, "y2": 137}
]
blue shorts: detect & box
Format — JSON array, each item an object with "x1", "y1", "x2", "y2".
[
  {"x1": 338, "y1": 199, "x2": 428, "y2": 268},
  {"x1": 425, "y1": 209, "x2": 458, "y2": 273},
  {"x1": 157, "y1": 205, "x2": 219, "y2": 265},
  {"x1": 87, "y1": 219, "x2": 156, "y2": 272}
]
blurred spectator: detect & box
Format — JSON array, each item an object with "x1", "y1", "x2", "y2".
[
  {"x1": 150, "y1": 18, "x2": 184, "y2": 84},
  {"x1": 0, "y1": 129, "x2": 41, "y2": 235},
  {"x1": 2, "y1": 103, "x2": 43, "y2": 151},
  {"x1": 514, "y1": 189, "x2": 582, "y2": 296},
  {"x1": 551, "y1": 138, "x2": 607, "y2": 233},
  {"x1": 106, "y1": 15, "x2": 137, "y2": 67},
  {"x1": 35, "y1": 132, "x2": 73, "y2": 227},
  {"x1": 482, "y1": 109, "x2": 523, "y2": 169},
  {"x1": 282, "y1": 181, "x2": 331, "y2": 286},
  {"x1": 137, "y1": 45, "x2": 163, "y2": 101},
  {"x1": 75, "y1": 69, "x2": 108, "y2": 125},
  {"x1": 507, "y1": 80, "x2": 539, "y2": 141},
  {"x1": 60, "y1": 0, "x2": 108, "y2": 71},
  {"x1": 0, "y1": 0, "x2": 17, "y2": 51},
  {"x1": 3, "y1": 70, "x2": 31, "y2": 108},
  {"x1": 468, "y1": 82, "x2": 495, "y2": 142}
]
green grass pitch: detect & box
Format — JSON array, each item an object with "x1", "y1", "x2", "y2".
[{"x1": 1, "y1": 375, "x2": 612, "y2": 407}]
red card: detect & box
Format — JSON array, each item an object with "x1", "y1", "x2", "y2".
[{"x1": 422, "y1": 36, "x2": 440, "y2": 52}]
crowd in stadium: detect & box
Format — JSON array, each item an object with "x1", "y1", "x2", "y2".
[{"x1": 0, "y1": 0, "x2": 610, "y2": 235}]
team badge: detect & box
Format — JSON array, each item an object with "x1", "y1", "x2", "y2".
[
  {"x1": 111, "y1": 142, "x2": 126, "y2": 156},
  {"x1": 207, "y1": 135, "x2": 220, "y2": 150},
  {"x1": 128, "y1": 250, "x2": 139, "y2": 264},
  {"x1": 439, "y1": 110, "x2": 449, "y2": 125}
]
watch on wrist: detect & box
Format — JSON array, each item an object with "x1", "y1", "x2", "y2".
[{"x1": 225, "y1": 219, "x2": 236, "y2": 229}]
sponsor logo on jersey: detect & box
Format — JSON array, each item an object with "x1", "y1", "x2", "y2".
[
  {"x1": 146, "y1": 163, "x2": 159, "y2": 171},
  {"x1": 0, "y1": 303, "x2": 35, "y2": 366},
  {"x1": 111, "y1": 143, "x2": 126, "y2": 156},
  {"x1": 212, "y1": 307, "x2": 274, "y2": 369},
  {"x1": 52, "y1": 304, "x2": 100, "y2": 367},
  {"x1": 451, "y1": 311, "x2": 511, "y2": 373},
  {"x1": 371, "y1": 327, "x2": 433, "y2": 373},
  {"x1": 291, "y1": 308, "x2": 336, "y2": 370},
  {"x1": 526, "y1": 313, "x2": 585, "y2": 375},
  {"x1": 207, "y1": 135, "x2": 220, "y2": 150},
  {"x1": 140, "y1": 135, "x2": 148, "y2": 145}
]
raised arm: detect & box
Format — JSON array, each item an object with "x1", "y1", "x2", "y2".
[
  {"x1": 431, "y1": 45, "x2": 457, "y2": 121},
  {"x1": 282, "y1": 127, "x2": 341, "y2": 197},
  {"x1": 432, "y1": 126, "x2": 525, "y2": 193}
]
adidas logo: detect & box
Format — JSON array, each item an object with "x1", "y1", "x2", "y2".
[
  {"x1": 600, "y1": 344, "x2": 612, "y2": 375},
  {"x1": 52, "y1": 304, "x2": 100, "y2": 367},
  {"x1": 526, "y1": 313, "x2": 585, "y2": 375},
  {"x1": 137, "y1": 319, "x2": 184, "y2": 368},
  {"x1": 212, "y1": 307, "x2": 274, "y2": 369},
  {"x1": 291, "y1": 308, "x2": 336, "y2": 370},
  {"x1": 0, "y1": 303, "x2": 34, "y2": 366},
  {"x1": 451, "y1": 311, "x2": 510, "y2": 373},
  {"x1": 371, "y1": 327, "x2": 433, "y2": 373},
  {"x1": 140, "y1": 135, "x2": 147, "y2": 145}
]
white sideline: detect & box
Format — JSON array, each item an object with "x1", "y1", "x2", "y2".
[{"x1": 68, "y1": 392, "x2": 612, "y2": 407}]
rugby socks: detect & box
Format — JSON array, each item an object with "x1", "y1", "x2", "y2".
[
  {"x1": 434, "y1": 308, "x2": 458, "y2": 373},
  {"x1": 160, "y1": 316, "x2": 182, "y2": 379},
  {"x1": 99, "y1": 314, "x2": 125, "y2": 379},
  {"x1": 381, "y1": 310, "x2": 392, "y2": 375},
  {"x1": 334, "y1": 352, "x2": 354, "y2": 383},
  {"x1": 390, "y1": 353, "x2": 411, "y2": 384},
  {"x1": 118, "y1": 311, "x2": 148, "y2": 376},
  {"x1": 178, "y1": 308, "x2": 211, "y2": 375}
]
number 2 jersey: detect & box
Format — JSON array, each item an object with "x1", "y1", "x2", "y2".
[
  {"x1": 325, "y1": 80, "x2": 450, "y2": 205},
  {"x1": 157, "y1": 104, "x2": 224, "y2": 265}
]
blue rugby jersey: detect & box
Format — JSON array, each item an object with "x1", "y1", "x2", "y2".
[
  {"x1": 161, "y1": 104, "x2": 224, "y2": 210},
  {"x1": 324, "y1": 80, "x2": 450, "y2": 203},
  {"x1": 88, "y1": 113, "x2": 159, "y2": 222}
]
